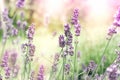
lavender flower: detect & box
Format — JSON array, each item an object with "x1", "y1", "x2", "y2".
[
  {"x1": 16, "y1": 0, "x2": 25, "y2": 8},
  {"x1": 107, "y1": 26, "x2": 117, "y2": 37},
  {"x1": 30, "y1": 71, "x2": 35, "y2": 80},
  {"x1": 2, "y1": 8, "x2": 10, "y2": 22},
  {"x1": 52, "y1": 63, "x2": 57, "y2": 72},
  {"x1": 37, "y1": 65, "x2": 44, "y2": 80},
  {"x1": 5, "y1": 67, "x2": 11, "y2": 79},
  {"x1": 59, "y1": 35, "x2": 65, "y2": 48},
  {"x1": 28, "y1": 43, "x2": 35, "y2": 56},
  {"x1": 1, "y1": 51, "x2": 9, "y2": 68},
  {"x1": 71, "y1": 9, "x2": 79, "y2": 25},
  {"x1": 21, "y1": 43, "x2": 28, "y2": 53},
  {"x1": 10, "y1": 52, "x2": 17, "y2": 65},
  {"x1": 64, "y1": 24, "x2": 70, "y2": 37},
  {"x1": 64, "y1": 64, "x2": 70, "y2": 74},
  {"x1": 22, "y1": 21, "x2": 27, "y2": 28},
  {"x1": 113, "y1": 7, "x2": 120, "y2": 27},
  {"x1": 54, "y1": 53, "x2": 60, "y2": 61},
  {"x1": 12, "y1": 65, "x2": 19, "y2": 77},
  {"x1": 108, "y1": 68, "x2": 118, "y2": 80},
  {"x1": 68, "y1": 45, "x2": 74, "y2": 56},
  {"x1": 27, "y1": 24, "x2": 35, "y2": 41},
  {"x1": 11, "y1": 28, "x2": 18, "y2": 36},
  {"x1": 87, "y1": 60, "x2": 97, "y2": 72},
  {"x1": 74, "y1": 24, "x2": 81, "y2": 36},
  {"x1": 17, "y1": 20, "x2": 21, "y2": 27}
]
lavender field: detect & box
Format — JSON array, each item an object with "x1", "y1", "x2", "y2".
[{"x1": 1, "y1": 0, "x2": 120, "y2": 80}]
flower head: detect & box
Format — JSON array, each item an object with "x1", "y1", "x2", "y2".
[
  {"x1": 64, "y1": 64, "x2": 70, "y2": 74},
  {"x1": 59, "y1": 35, "x2": 65, "y2": 48},
  {"x1": 16, "y1": 0, "x2": 25, "y2": 8},
  {"x1": 10, "y1": 52, "x2": 17, "y2": 65},
  {"x1": 71, "y1": 9, "x2": 79, "y2": 25},
  {"x1": 113, "y1": 7, "x2": 120, "y2": 27},
  {"x1": 28, "y1": 43, "x2": 35, "y2": 56},
  {"x1": 37, "y1": 65, "x2": 44, "y2": 80},
  {"x1": 1, "y1": 51, "x2": 9, "y2": 68},
  {"x1": 27, "y1": 24, "x2": 35, "y2": 41}
]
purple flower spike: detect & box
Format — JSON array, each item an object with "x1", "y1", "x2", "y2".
[
  {"x1": 64, "y1": 64, "x2": 70, "y2": 74},
  {"x1": 71, "y1": 9, "x2": 79, "y2": 25},
  {"x1": 107, "y1": 26, "x2": 117, "y2": 37},
  {"x1": 27, "y1": 24, "x2": 35, "y2": 41},
  {"x1": 1, "y1": 51, "x2": 9, "y2": 68},
  {"x1": 108, "y1": 68, "x2": 118, "y2": 80},
  {"x1": 16, "y1": 0, "x2": 25, "y2": 8},
  {"x1": 12, "y1": 28, "x2": 18, "y2": 36},
  {"x1": 74, "y1": 24, "x2": 81, "y2": 36},
  {"x1": 37, "y1": 65, "x2": 44, "y2": 80},
  {"x1": 113, "y1": 7, "x2": 120, "y2": 27},
  {"x1": 5, "y1": 67, "x2": 11, "y2": 79},
  {"x1": 59, "y1": 35, "x2": 65, "y2": 48},
  {"x1": 28, "y1": 44, "x2": 35, "y2": 56},
  {"x1": 10, "y1": 52, "x2": 17, "y2": 65}
]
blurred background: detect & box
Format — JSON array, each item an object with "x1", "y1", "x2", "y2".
[{"x1": 1, "y1": 0, "x2": 120, "y2": 76}]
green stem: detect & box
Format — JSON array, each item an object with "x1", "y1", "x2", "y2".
[{"x1": 73, "y1": 38, "x2": 78, "y2": 79}]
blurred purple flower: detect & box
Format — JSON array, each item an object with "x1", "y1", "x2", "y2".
[
  {"x1": 16, "y1": 0, "x2": 25, "y2": 8},
  {"x1": 37, "y1": 65, "x2": 44, "y2": 80},
  {"x1": 11, "y1": 28, "x2": 18, "y2": 36},
  {"x1": 113, "y1": 7, "x2": 120, "y2": 27},
  {"x1": 10, "y1": 52, "x2": 17, "y2": 66},
  {"x1": 1, "y1": 51, "x2": 9, "y2": 68},
  {"x1": 12, "y1": 65, "x2": 19, "y2": 77},
  {"x1": 107, "y1": 26, "x2": 117, "y2": 37},
  {"x1": 2, "y1": 8, "x2": 10, "y2": 22},
  {"x1": 27, "y1": 24, "x2": 35, "y2": 41},
  {"x1": 5, "y1": 67, "x2": 11, "y2": 79},
  {"x1": 59, "y1": 35, "x2": 65, "y2": 48},
  {"x1": 22, "y1": 21, "x2": 27, "y2": 28},
  {"x1": 17, "y1": 20, "x2": 21, "y2": 27}
]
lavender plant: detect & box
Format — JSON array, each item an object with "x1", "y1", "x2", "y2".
[{"x1": 1, "y1": 0, "x2": 120, "y2": 80}]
